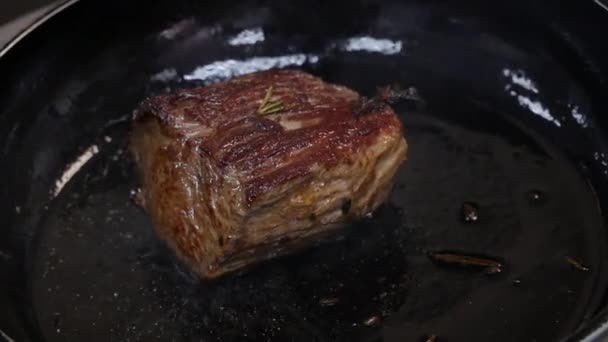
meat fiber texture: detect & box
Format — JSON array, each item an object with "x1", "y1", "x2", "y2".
[{"x1": 130, "y1": 69, "x2": 407, "y2": 279}]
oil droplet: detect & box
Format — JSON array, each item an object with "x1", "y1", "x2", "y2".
[
  {"x1": 461, "y1": 202, "x2": 479, "y2": 222},
  {"x1": 319, "y1": 297, "x2": 339, "y2": 307},
  {"x1": 362, "y1": 315, "x2": 381, "y2": 326},
  {"x1": 527, "y1": 190, "x2": 544, "y2": 205}
]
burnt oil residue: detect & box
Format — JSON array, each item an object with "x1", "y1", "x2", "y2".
[
  {"x1": 460, "y1": 202, "x2": 480, "y2": 223},
  {"x1": 0, "y1": 0, "x2": 607, "y2": 341}
]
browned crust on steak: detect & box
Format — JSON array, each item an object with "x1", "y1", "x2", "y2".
[
  {"x1": 134, "y1": 69, "x2": 403, "y2": 206},
  {"x1": 131, "y1": 69, "x2": 407, "y2": 278}
]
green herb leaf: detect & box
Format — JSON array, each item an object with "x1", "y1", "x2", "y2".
[{"x1": 258, "y1": 86, "x2": 285, "y2": 115}]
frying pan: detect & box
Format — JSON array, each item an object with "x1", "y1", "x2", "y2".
[{"x1": 2, "y1": 0, "x2": 608, "y2": 341}]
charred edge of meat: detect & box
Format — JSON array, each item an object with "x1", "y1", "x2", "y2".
[
  {"x1": 353, "y1": 97, "x2": 389, "y2": 118},
  {"x1": 132, "y1": 91, "x2": 206, "y2": 124},
  {"x1": 354, "y1": 85, "x2": 424, "y2": 118}
]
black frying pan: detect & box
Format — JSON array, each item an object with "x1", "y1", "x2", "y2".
[{"x1": 2, "y1": 0, "x2": 608, "y2": 341}]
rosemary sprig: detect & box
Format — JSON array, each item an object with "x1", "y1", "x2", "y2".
[
  {"x1": 428, "y1": 251, "x2": 503, "y2": 274},
  {"x1": 565, "y1": 256, "x2": 590, "y2": 272},
  {"x1": 258, "y1": 86, "x2": 285, "y2": 115}
]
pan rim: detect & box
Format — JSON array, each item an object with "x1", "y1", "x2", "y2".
[
  {"x1": 0, "y1": 0, "x2": 79, "y2": 59},
  {"x1": 0, "y1": 1, "x2": 608, "y2": 341}
]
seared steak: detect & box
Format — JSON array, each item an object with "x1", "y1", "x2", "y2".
[{"x1": 130, "y1": 69, "x2": 407, "y2": 279}]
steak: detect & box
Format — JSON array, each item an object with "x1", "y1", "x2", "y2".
[{"x1": 130, "y1": 69, "x2": 407, "y2": 279}]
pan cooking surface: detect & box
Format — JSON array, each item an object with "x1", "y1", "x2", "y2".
[
  {"x1": 31, "y1": 101, "x2": 606, "y2": 342},
  {"x1": 2, "y1": 1, "x2": 608, "y2": 341}
]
